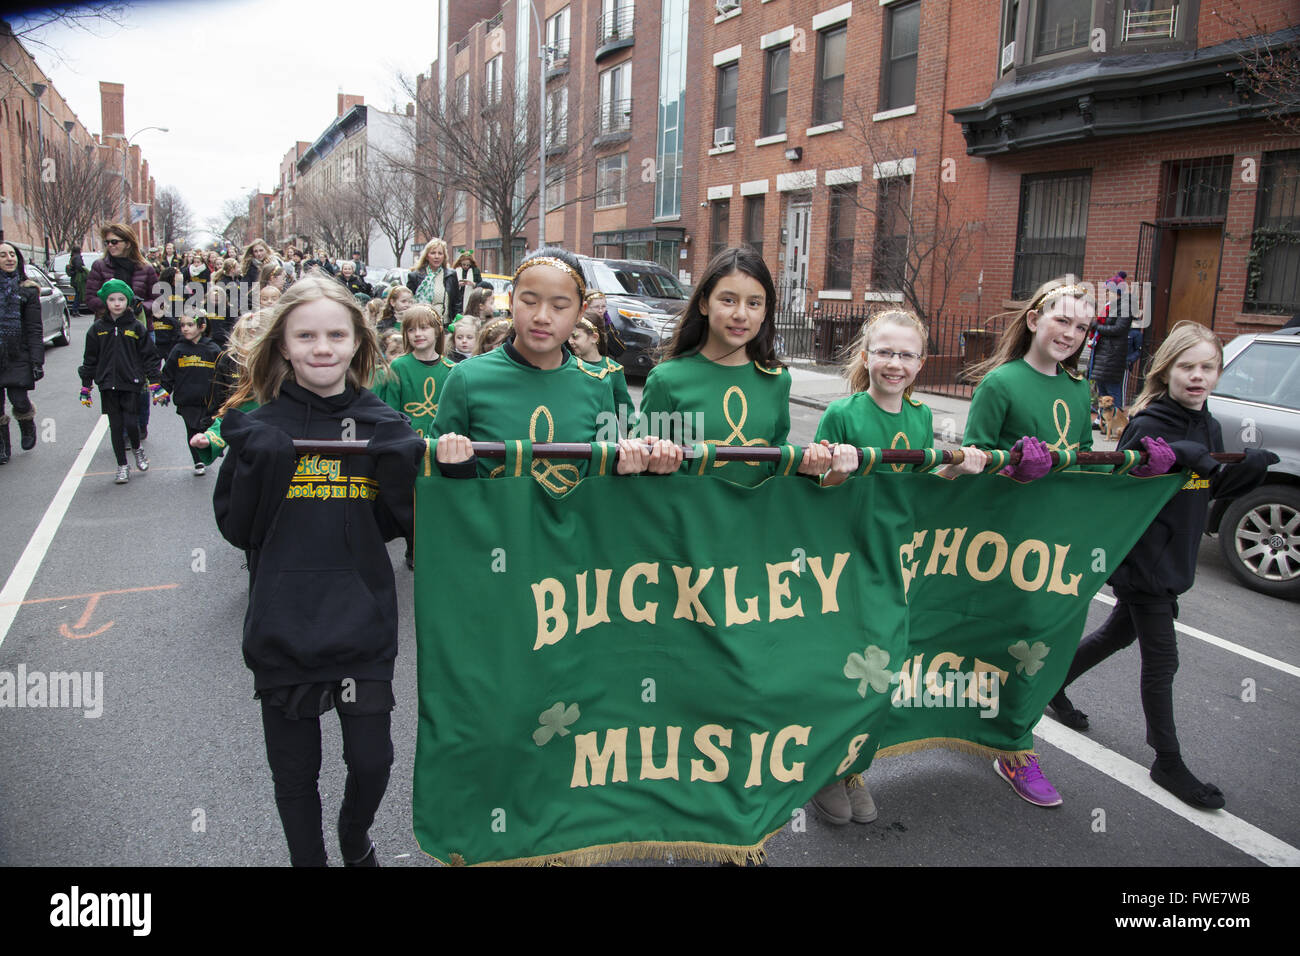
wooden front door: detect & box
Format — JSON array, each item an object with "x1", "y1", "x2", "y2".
[{"x1": 1167, "y1": 228, "x2": 1222, "y2": 328}]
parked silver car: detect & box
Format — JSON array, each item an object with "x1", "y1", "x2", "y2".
[
  {"x1": 25, "y1": 263, "x2": 73, "y2": 347},
  {"x1": 1206, "y1": 327, "x2": 1300, "y2": 600}
]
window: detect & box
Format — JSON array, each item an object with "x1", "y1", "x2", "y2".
[
  {"x1": 815, "y1": 26, "x2": 846, "y2": 125},
  {"x1": 873, "y1": 176, "x2": 910, "y2": 291},
  {"x1": 715, "y1": 63, "x2": 738, "y2": 133},
  {"x1": 546, "y1": 6, "x2": 570, "y2": 59},
  {"x1": 1001, "y1": 0, "x2": 1019, "y2": 71},
  {"x1": 596, "y1": 153, "x2": 627, "y2": 208},
  {"x1": 826, "y1": 185, "x2": 857, "y2": 289},
  {"x1": 762, "y1": 44, "x2": 789, "y2": 137},
  {"x1": 710, "y1": 200, "x2": 730, "y2": 261},
  {"x1": 598, "y1": 62, "x2": 632, "y2": 136},
  {"x1": 1161, "y1": 156, "x2": 1232, "y2": 220},
  {"x1": 1120, "y1": 0, "x2": 1180, "y2": 42},
  {"x1": 453, "y1": 190, "x2": 467, "y2": 223},
  {"x1": 1012, "y1": 170, "x2": 1091, "y2": 299},
  {"x1": 1216, "y1": 342, "x2": 1300, "y2": 411},
  {"x1": 546, "y1": 165, "x2": 565, "y2": 211},
  {"x1": 882, "y1": 2, "x2": 919, "y2": 111},
  {"x1": 480, "y1": 195, "x2": 494, "y2": 222},
  {"x1": 1245, "y1": 149, "x2": 1300, "y2": 315},
  {"x1": 456, "y1": 72, "x2": 470, "y2": 116},
  {"x1": 1034, "y1": 0, "x2": 1090, "y2": 56},
  {"x1": 484, "y1": 55, "x2": 503, "y2": 107},
  {"x1": 547, "y1": 87, "x2": 568, "y2": 150},
  {"x1": 743, "y1": 195, "x2": 765, "y2": 258}
]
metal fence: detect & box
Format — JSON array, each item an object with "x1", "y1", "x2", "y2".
[{"x1": 776, "y1": 299, "x2": 1156, "y2": 405}]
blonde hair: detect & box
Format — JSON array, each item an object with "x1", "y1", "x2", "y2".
[
  {"x1": 383, "y1": 283, "x2": 417, "y2": 323},
  {"x1": 451, "y1": 315, "x2": 480, "y2": 349},
  {"x1": 400, "y1": 305, "x2": 445, "y2": 355},
  {"x1": 381, "y1": 329, "x2": 405, "y2": 360},
  {"x1": 843, "y1": 309, "x2": 928, "y2": 396},
  {"x1": 476, "y1": 317, "x2": 512, "y2": 355},
  {"x1": 222, "y1": 275, "x2": 379, "y2": 414},
  {"x1": 967, "y1": 277, "x2": 1096, "y2": 385},
  {"x1": 1128, "y1": 321, "x2": 1223, "y2": 416},
  {"x1": 414, "y1": 237, "x2": 449, "y2": 272}
]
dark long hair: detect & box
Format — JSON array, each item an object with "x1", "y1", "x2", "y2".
[
  {"x1": 659, "y1": 246, "x2": 783, "y2": 369},
  {"x1": 0, "y1": 241, "x2": 29, "y2": 279}
]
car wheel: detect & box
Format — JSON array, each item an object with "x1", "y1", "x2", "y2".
[
  {"x1": 54, "y1": 308, "x2": 71, "y2": 347},
  {"x1": 1218, "y1": 484, "x2": 1300, "y2": 600}
]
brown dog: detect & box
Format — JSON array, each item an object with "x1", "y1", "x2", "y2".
[{"x1": 1098, "y1": 395, "x2": 1129, "y2": 441}]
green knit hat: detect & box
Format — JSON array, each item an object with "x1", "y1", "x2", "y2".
[{"x1": 99, "y1": 279, "x2": 135, "y2": 306}]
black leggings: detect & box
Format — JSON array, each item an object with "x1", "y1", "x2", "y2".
[
  {"x1": 2, "y1": 386, "x2": 33, "y2": 418},
  {"x1": 185, "y1": 425, "x2": 206, "y2": 464},
  {"x1": 100, "y1": 388, "x2": 139, "y2": 466},
  {"x1": 259, "y1": 703, "x2": 394, "y2": 867},
  {"x1": 1060, "y1": 600, "x2": 1181, "y2": 755}
]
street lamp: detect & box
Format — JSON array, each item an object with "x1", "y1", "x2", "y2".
[
  {"x1": 31, "y1": 83, "x2": 49, "y2": 264},
  {"x1": 527, "y1": 1, "x2": 556, "y2": 251},
  {"x1": 111, "y1": 126, "x2": 168, "y2": 237}
]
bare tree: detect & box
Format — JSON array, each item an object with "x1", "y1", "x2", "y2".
[
  {"x1": 296, "y1": 182, "x2": 368, "y2": 259},
  {"x1": 208, "y1": 195, "x2": 251, "y2": 247},
  {"x1": 389, "y1": 65, "x2": 601, "y2": 267},
  {"x1": 1, "y1": 8, "x2": 130, "y2": 100},
  {"x1": 362, "y1": 160, "x2": 416, "y2": 265},
  {"x1": 19, "y1": 139, "x2": 119, "y2": 255},
  {"x1": 1212, "y1": 1, "x2": 1300, "y2": 136},
  {"x1": 154, "y1": 186, "x2": 193, "y2": 247},
  {"x1": 831, "y1": 101, "x2": 983, "y2": 326}
]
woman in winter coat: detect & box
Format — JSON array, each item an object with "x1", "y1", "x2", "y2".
[
  {"x1": 1089, "y1": 271, "x2": 1134, "y2": 411},
  {"x1": 448, "y1": 248, "x2": 483, "y2": 324},
  {"x1": 0, "y1": 241, "x2": 44, "y2": 464},
  {"x1": 405, "y1": 238, "x2": 457, "y2": 320}
]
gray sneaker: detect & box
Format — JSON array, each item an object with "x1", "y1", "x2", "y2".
[
  {"x1": 133, "y1": 447, "x2": 149, "y2": 471},
  {"x1": 114, "y1": 465, "x2": 129, "y2": 484},
  {"x1": 847, "y1": 775, "x2": 878, "y2": 823},
  {"x1": 193, "y1": 462, "x2": 206, "y2": 476},
  {"x1": 810, "y1": 780, "x2": 851, "y2": 826}
]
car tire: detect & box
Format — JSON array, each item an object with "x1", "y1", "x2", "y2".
[
  {"x1": 1218, "y1": 484, "x2": 1300, "y2": 601},
  {"x1": 54, "y1": 307, "x2": 71, "y2": 347}
]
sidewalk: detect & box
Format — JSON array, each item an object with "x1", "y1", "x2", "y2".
[{"x1": 786, "y1": 359, "x2": 1119, "y2": 451}]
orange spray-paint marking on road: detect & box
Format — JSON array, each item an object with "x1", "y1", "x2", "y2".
[{"x1": 0, "y1": 584, "x2": 180, "y2": 640}]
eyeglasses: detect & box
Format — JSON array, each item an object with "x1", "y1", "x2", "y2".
[
  {"x1": 106, "y1": 238, "x2": 125, "y2": 246},
  {"x1": 867, "y1": 348, "x2": 922, "y2": 364}
]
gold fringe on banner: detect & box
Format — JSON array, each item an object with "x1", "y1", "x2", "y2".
[
  {"x1": 431, "y1": 826, "x2": 785, "y2": 868},
  {"x1": 876, "y1": 736, "x2": 1038, "y2": 765}
]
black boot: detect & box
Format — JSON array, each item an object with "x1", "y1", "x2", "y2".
[
  {"x1": 0, "y1": 416, "x2": 10, "y2": 465},
  {"x1": 16, "y1": 407, "x2": 36, "y2": 451}
]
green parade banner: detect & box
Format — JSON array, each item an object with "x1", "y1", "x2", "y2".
[{"x1": 411, "y1": 442, "x2": 1181, "y2": 865}]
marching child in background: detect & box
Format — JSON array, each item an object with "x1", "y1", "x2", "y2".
[
  {"x1": 454, "y1": 287, "x2": 495, "y2": 330},
  {"x1": 365, "y1": 297, "x2": 385, "y2": 330},
  {"x1": 584, "y1": 290, "x2": 623, "y2": 359},
  {"x1": 259, "y1": 284, "x2": 282, "y2": 312},
  {"x1": 434, "y1": 246, "x2": 680, "y2": 485},
  {"x1": 381, "y1": 329, "x2": 405, "y2": 362},
  {"x1": 445, "y1": 316, "x2": 478, "y2": 363},
  {"x1": 78, "y1": 278, "x2": 161, "y2": 484},
  {"x1": 152, "y1": 265, "x2": 184, "y2": 360},
  {"x1": 1049, "y1": 321, "x2": 1276, "y2": 811},
  {"x1": 962, "y1": 277, "x2": 1103, "y2": 807},
  {"x1": 213, "y1": 274, "x2": 425, "y2": 867},
  {"x1": 378, "y1": 285, "x2": 415, "y2": 334},
  {"x1": 811, "y1": 309, "x2": 991, "y2": 826},
  {"x1": 156, "y1": 312, "x2": 221, "y2": 475},
  {"x1": 204, "y1": 284, "x2": 232, "y2": 349},
  {"x1": 374, "y1": 306, "x2": 452, "y2": 440},
  {"x1": 636, "y1": 246, "x2": 830, "y2": 485},
  {"x1": 475, "y1": 317, "x2": 511, "y2": 356},
  {"x1": 567, "y1": 311, "x2": 635, "y2": 428},
  {"x1": 191, "y1": 310, "x2": 266, "y2": 463}
]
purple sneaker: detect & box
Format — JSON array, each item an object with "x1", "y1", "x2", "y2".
[{"x1": 994, "y1": 755, "x2": 1062, "y2": 807}]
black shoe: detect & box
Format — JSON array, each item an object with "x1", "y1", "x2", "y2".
[
  {"x1": 1150, "y1": 759, "x2": 1225, "y2": 810},
  {"x1": 1048, "y1": 690, "x2": 1089, "y2": 730},
  {"x1": 0, "y1": 417, "x2": 9, "y2": 465},
  {"x1": 17, "y1": 413, "x2": 36, "y2": 451},
  {"x1": 343, "y1": 842, "x2": 379, "y2": 867}
]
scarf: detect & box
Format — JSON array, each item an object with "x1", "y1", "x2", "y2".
[
  {"x1": 415, "y1": 266, "x2": 447, "y2": 312},
  {"x1": 0, "y1": 270, "x2": 23, "y2": 362}
]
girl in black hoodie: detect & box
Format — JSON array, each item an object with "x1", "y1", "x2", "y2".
[
  {"x1": 213, "y1": 275, "x2": 423, "y2": 866},
  {"x1": 1050, "y1": 321, "x2": 1276, "y2": 810}
]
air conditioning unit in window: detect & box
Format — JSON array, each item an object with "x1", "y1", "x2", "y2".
[
  {"x1": 1001, "y1": 40, "x2": 1016, "y2": 71},
  {"x1": 713, "y1": 126, "x2": 735, "y2": 148},
  {"x1": 716, "y1": 0, "x2": 740, "y2": 14}
]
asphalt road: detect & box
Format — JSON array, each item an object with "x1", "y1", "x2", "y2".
[{"x1": 0, "y1": 331, "x2": 1294, "y2": 867}]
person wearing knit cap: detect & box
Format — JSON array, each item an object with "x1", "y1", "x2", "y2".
[{"x1": 78, "y1": 278, "x2": 162, "y2": 483}]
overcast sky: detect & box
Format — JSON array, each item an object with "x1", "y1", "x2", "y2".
[{"x1": 15, "y1": 0, "x2": 439, "y2": 235}]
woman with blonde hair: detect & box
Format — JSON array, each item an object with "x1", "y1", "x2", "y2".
[{"x1": 405, "y1": 238, "x2": 456, "y2": 316}]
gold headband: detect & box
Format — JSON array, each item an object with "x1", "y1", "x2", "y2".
[
  {"x1": 483, "y1": 317, "x2": 513, "y2": 336},
  {"x1": 513, "y1": 256, "x2": 587, "y2": 300},
  {"x1": 576, "y1": 316, "x2": 600, "y2": 338},
  {"x1": 1034, "y1": 284, "x2": 1091, "y2": 308}
]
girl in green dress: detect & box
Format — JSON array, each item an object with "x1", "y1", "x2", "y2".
[
  {"x1": 636, "y1": 247, "x2": 830, "y2": 485},
  {"x1": 568, "y1": 312, "x2": 635, "y2": 433},
  {"x1": 434, "y1": 246, "x2": 681, "y2": 484},
  {"x1": 375, "y1": 306, "x2": 454, "y2": 440},
  {"x1": 962, "y1": 277, "x2": 1100, "y2": 810}
]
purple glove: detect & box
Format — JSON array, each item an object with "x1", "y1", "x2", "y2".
[
  {"x1": 79, "y1": 386, "x2": 93, "y2": 407},
  {"x1": 1130, "y1": 436, "x2": 1176, "y2": 477},
  {"x1": 999, "y1": 436, "x2": 1053, "y2": 482}
]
